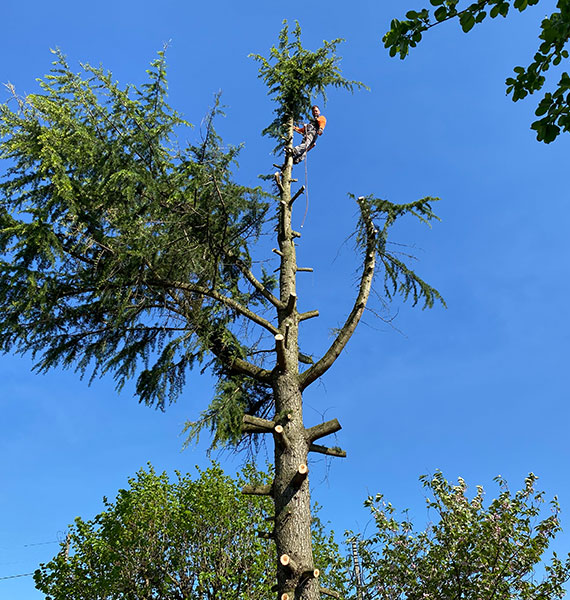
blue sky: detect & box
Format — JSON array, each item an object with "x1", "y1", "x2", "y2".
[{"x1": 2, "y1": 0, "x2": 570, "y2": 597}]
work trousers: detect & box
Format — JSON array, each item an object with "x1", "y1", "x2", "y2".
[{"x1": 292, "y1": 123, "x2": 318, "y2": 164}]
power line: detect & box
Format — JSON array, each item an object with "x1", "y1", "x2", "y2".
[
  {"x1": 0, "y1": 572, "x2": 34, "y2": 581},
  {"x1": 22, "y1": 540, "x2": 58, "y2": 548}
]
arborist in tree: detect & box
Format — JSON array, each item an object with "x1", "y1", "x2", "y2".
[{"x1": 290, "y1": 105, "x2": 326, "y2": 164}]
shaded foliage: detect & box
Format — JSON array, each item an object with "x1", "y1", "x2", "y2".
[{"x1": 384, "y1": 0, "x2": 570, "y2": 142}]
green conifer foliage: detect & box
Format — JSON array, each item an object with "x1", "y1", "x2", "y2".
[
  {"x1": 0, "y1": 49, "x2": 272, "y2": 413},
  {"x1": 1, "y1": 23, "x2": 443, "y2": 600}
]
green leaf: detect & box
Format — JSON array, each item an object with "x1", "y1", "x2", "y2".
[
  {"x1": 434, "y1": 6, "x2": 448, "y2": 21},
  {"x1": 459, "y1": 11, "x2": 476, "y2": 32}
]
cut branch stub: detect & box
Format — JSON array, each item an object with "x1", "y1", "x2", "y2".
[
  {"x1": 291, "y1": 185, "x2": 305, "y2": 204},
  {"x1": 241, "y1": 483, "x2": 273, "y2": 496},
  {"x1": 286, "y1": 293, "x2": 297, "y2": 313},
  {"x1": 280, "y1": 553, "x2": 299, "y2": 572},
  {"x1": 275, "y1": 334, "x2": 286, "y2": 371},
  {"x1": 290, "y1": 463, "x2": 309, "y2": 488},
  {"x1": 305, "y1": 418, "x2": 342, "y2": 443},
  {"x1": 274, "y1": 424, "x2": 291, "y2": 450},
  {"x1": 281, "y1": 593, "x2": 294, "y2": 600},
  {"x1": 274, "y1": 171, "x2": 284, "y2": 192},
  {"x1": 272, "y1": 247, "x2": 284, "y2": 257},
  {"x1": 241, "y1": 414, "x2": 275, "y2": 434},
  {"x1": 309, "y1": 443, "x2": 347, "y2": 458},
  {"x1": 297, "y1": 267, "x2": 314, "y2": 273},
  {"x1": 300, "y1": 568, "x2": 320, "y2": 584},
  {"x1": 256, "y1": 530, "x2": 274, "y2": 539},
  {"x1": 320, "y1": 588, "x2": 342, "y2": 599},
  {"x1": 299, "y1": 309, "x2": 319, "y2": 322}
]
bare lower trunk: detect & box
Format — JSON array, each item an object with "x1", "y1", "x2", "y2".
[{"x1": 273, "y1": 376, "x2": 318, "y2": 600}]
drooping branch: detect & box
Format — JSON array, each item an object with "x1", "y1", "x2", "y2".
[
  {"x1": 208, "y1": 330, "x2": 273, "y2": 383},
  {"x1": 305, "y1": 419, "x2": 342, "y2": 443},
  {"x1": 151, "y1": 277, "x2": 280, "y2": 336},
  {"x1": 299, "y1": 197, "x2": 377, "y2": 390}
]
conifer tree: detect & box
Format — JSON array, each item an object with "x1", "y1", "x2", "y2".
[{"x1": 0, "y1": 23, "x2": 442, "y2": 600}]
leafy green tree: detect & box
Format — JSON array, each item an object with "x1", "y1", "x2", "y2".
[
  {"x1": 384, "y1": 0, "x2": 570, "y2": 142},
  {"x1": 350, "y1": 472, "x2": 570, "y2": 600},
  {"x1": 34, "y1": 463, "x2": 349, "y2": 600},
  {"x1": 0, "y1": 22, "x2": 441, "y2": 600}
]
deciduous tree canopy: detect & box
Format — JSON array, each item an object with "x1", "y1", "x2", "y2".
[
  {"x1": 34, "y1": 463, "x2": 348, "y2": 600},
  {"x1": 351, "y1": 472, "x2": 570, "y2": 600},
  {"x1": 384, "y1": 0, "x2": 570, "y2": 142}
]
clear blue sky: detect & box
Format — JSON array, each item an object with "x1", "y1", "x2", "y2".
[{"x1": 2, "y1": 0, "x2": 569, "y2": 597}]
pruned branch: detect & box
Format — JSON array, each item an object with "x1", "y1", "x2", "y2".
[
  {"x1": 291, "y1": 185, "x2": 306, "y2": 204},
  {"x1": 280, "y1": 554, "x2": 299, "y2": 572},
  {"x1": 299, "y1": 310, "x2": 319, "y2": 322},
  {"x1": 298, "y1": 352, "x2": 314, "y2": 365},
  {"x1": 286, "y1": 293, "x2": 297, "y2": 313},
  {"x1": 274, "y1": 424, "x2": 291, "y2": 450},
  {"x1": 320, "y1": 588, "x2": 342, "y2": 599},
  {"x1": 242, "y1": 483, "x2": 274, "y2": 496},
  {"x1": 305, "y1": 419, "x2": 342, "y2": 443},
  {"x1": 300, "y1": 568, "x2": 320, "y2": 584},
  {"x1": 309, "y1": 443, "x2": 347, "y2": 458},
  {"x1": 241, "y1": 414, "x2": 275, "y2": 433},
  {"x1": 291, "y1": 464, "x2": 309, "y2": 487},
  {"x1": 275, "y1": 334, "x2": 287, "y2": 371}
]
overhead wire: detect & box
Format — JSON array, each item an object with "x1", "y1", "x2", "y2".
[{"x1": 0, "y1": 572, "x2": 34, "y2": 581}]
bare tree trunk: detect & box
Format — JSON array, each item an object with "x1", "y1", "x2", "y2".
[{"x1": 271, "y1": 118, "x2": 319, "y2": 600}]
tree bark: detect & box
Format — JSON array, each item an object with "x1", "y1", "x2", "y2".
[{"x1": 272, "y1": 117, "x2": 319, "y2": 600}]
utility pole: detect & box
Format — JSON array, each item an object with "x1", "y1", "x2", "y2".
[{"x1": 351, "y1": 539, "x2": 363, "y2": 600}]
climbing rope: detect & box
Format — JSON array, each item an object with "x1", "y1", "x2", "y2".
[{"x1": 300, "y1": 150, "x2": 309, "y2": 228}]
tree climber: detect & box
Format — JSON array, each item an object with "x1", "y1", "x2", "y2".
[{"x1": 290, "y1": 105, "x2": 326, "y2": 164}]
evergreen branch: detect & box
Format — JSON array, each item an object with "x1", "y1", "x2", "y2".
[
  {"x1": 234, "y1": 258, "x2": 282, "y2": 309},
  {"x1": 148, "y1": 276, "x2": 279, "y2": 336},
  {"x1": 299, "y1": 197, "x2": 377, "y2": 390}
]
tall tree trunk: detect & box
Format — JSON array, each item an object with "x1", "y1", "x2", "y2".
[{"x1": 272, "y1": 118, "x2": 319, "y2": 600}]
